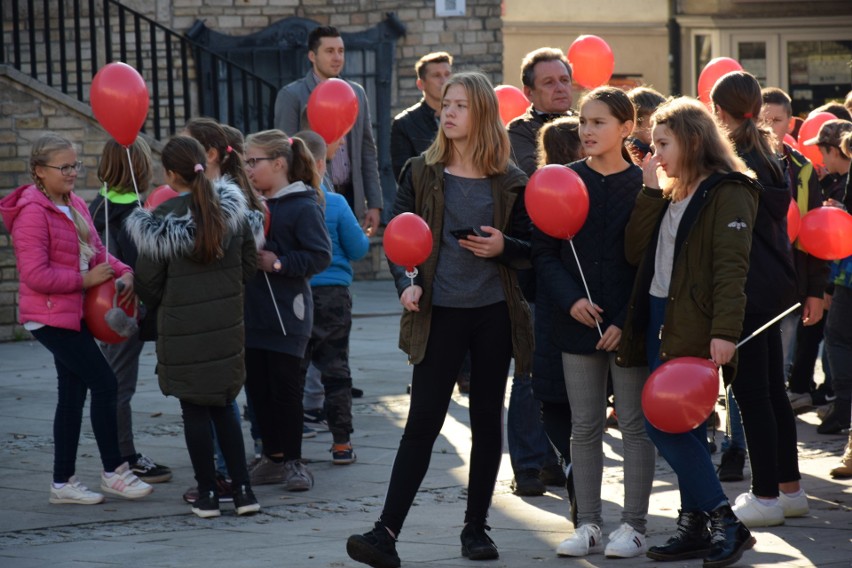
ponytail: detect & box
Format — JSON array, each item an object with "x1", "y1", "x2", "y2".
[
  {"x1": 289, "y1": 137, "x2": 324, "y2": 208},
  {"x1": 162, "y1": 136, "x2": 227, "y2": 264}
]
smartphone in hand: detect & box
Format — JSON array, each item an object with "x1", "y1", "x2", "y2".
[{"x1": 450, "y1": 227, "x2": 483, "y2": 240}]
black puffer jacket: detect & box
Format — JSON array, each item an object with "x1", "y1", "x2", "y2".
[
  {"x1": 533, "y1": 160, "x2": 643, "y2": 354},
  {"x1": 126, "y1": 180, "x2": 258, "y2": 406}
]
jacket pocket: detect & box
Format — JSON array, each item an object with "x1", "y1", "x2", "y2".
[{"x1": 690, "y1": 285, "x2": 713, "y2": 318}]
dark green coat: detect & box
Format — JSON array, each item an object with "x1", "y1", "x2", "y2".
[
  {"x1": 126, "y1": 180, "x2": 258, "y2": 406},
  {"x1": 390, "y1": 157, "x2": 535, "y2": 373},
  {"x1": 616, "y1": 174, "x2": 759, "y2": 380}
]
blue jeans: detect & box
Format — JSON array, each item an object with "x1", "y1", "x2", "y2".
[
  {"x1": 721, "y1": 386, "x2": 746, "y2": 452},
  {"x1": 212, "y1": 399, "x2": 241, "y2": 476},
  {"x1": 32, "y1": 322, "x2": 123, "y2": 483},
  {"x1": 643, "y1": 295, "x2": 727, "y2": 512},
  {"x1": 507, "y1": 372, "x2": 558, "y2": 472}
]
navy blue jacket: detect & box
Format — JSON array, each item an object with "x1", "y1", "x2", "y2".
[
  {"x1": 533, "y1": 160, "x2": 642, "y2": 354},
  {"x1": 244, "y1": 182, "x2": 332, "y2": 358}
]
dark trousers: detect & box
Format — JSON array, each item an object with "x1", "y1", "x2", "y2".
[
  {"x1": 788, "y1": 315, "x2": 826, "y2": 394},
  {"x1": 731, "y1": 314, "x2": 801, "y2": 497},
  {"x1": 180, "y1": 399, "x2": 249, "y2": 493},
  {"x1": 540, "y1": 400, "x2": 573, "y2": 466},
  {"x1": 245, "y1": 348, "x2": 304, "y2": 460},
  {"x1": 379, "y1": 302, "x2": 512, "y2": 535},
  {"x1": 32, "y1": 322, "x2": 123, "y2": 483},
  {"x1": 825, "y1": 286, "x2": 852, "y2": 423},
  {"x1": 301, "y1": 285, "x2": 354, "y2": 444}
]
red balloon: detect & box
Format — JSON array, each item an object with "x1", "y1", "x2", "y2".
[
  {"x1": 494, "y1": 85, "x2": 529, "y2": 126},
  {"x1": 525, "y1": 165, "x2": 589, "y2": 239},
  {"x1": 783, "y1": 133, "x2": 800, "y2": 153},
  {"x1": 84, "y1": 279, "x2": 135, "y2": 344},
  {"x1": 144, "y1": 185, "x2": 179, "y2": 211},
  {"x1": 697, "y1": 57, "x2": 742, "y2": 105},
  {"x1": 567, "y1": 35, "x2": 614, "y2": 90},
  {"x1": 797, "y1": 206, "x2": 852, "y2": 261},
  {"x1": 797, "y1": 111, "x2": 835, "y2": 168},
  {"x1": 787, "y1": 198, "x2": 801, "y2": 243},
  {"x1": 642, "y1": 357, "x2": 720, "y2": 434},
  {"x1": 383, "y1": 212, "x2": 433, "y2": 271},
  {"x1": 90, "y1": 62, "x2": 149, "y2": 146},
  {"x1": 306, "y1": 78, "x2": 359, "y2": 144}
]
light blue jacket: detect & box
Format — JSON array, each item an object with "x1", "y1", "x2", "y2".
[{"x1": 311, "y1": 182, "x2": 369, "y2": 287}]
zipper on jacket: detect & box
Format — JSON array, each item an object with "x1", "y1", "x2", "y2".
[{"x1": 658, "y1": 324, "x2": 664, "y2": 340}]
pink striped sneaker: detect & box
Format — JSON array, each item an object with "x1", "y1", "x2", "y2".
[{"x1": 100, "y1": 462, "x2": 153, "y2": 499}]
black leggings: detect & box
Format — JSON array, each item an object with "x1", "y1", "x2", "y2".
[
  {"x1": 180, "y1": 399, "x2": 249, "y2": 493},
  {"x1": 245, "y1": 349, "x2": 304, "y2": 460},
  {"x1": 379, "y1": 302, "x2": 513, "y2": 535},
  {"x1": 540, "y1": 400, "x2": 572, "y2": 466},
  {"x1": 731, "y1": 316, "x2": 800, "y2": 497}
]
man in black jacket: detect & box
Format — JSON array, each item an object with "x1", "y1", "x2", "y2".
[
  {"x1": 390, "y1": 52, "x2": 453, "y2": 182},
  {"x1": 507, "y1": 47, "x2": 575, "y2": 176}
]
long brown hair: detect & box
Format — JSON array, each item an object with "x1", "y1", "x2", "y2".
[
  {"x1": 185, "y1": 117, "x2": 264, "y2": 213},
  {"x1": 711, "y1": 71, "x2": 783, "y2": 182},
  {"x1": 97, "y1": 137, "x2": 153, "y2": 194},
  {"x1": 162, "y1": 136, "x2": 226, "y2": 264},
  {"x1": 424, "y1": 72, "x2": 510, "y2": 175},
  {"x1": 537, "y1": 116, "x2": 582, "y2": 168},
  {"x1": 245, "y1": 129, "x2": 324, "y2": 207},
  {"x1": 651, "y1": 97, "x2": 747, "y2": 201}
]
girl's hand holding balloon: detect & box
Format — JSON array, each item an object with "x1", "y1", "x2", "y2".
[
  {"x1": 570, "y1": 297, "x2": 603, "y2": 328},
  {"x1": 400, "y1": 285, "x2": 423, "y2": 312},
  {"x1": 116, "y1": 272, "x2": 136, "y2": 307},
  {"x1": 710, "y1": 338, "x2": 736, "y2": 366},
  {"x1": 84, "y1": 263, "x2": 115, "y2": 289},
  {"x1": 459, "y1": 226, "x2": 504, "y2": 258},
  {"x1": 596, "y1": 324, "x2": 621, "y2": 352}
]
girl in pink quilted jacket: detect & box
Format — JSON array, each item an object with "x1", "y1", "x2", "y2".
[{"x1": 0, "y1": 133, "x2": 153, "y2": 505}]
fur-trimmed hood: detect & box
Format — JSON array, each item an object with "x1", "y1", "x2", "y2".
[{"x1": 126, "y1": 178, "x2": 255, "y2": 262}]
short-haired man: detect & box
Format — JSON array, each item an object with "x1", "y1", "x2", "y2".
[
  {"x1": 507, "y1": 47, "x2": 575, "y2": 176},
  {"x1": 274, "y1": 25, "x2": 382, "y2": 235},
  {"x1": 390, "y1": 52, "x2": 453, "y2": 181}
]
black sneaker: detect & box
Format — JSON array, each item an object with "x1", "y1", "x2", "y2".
[
  {"x1": 183, "y1": 474, "x2": 233, "y2": 504},
  {"x1": 460, "y1": 521, "x2": 499, "y2": 560},
  {"x1": 351, "y1": 387, "x2": 364, "y2": 398},
  {"x1": 233, "y1": 484, "x2": 261, "y2": 516},
  {"x1": 191, "y1": 490, "x2": 221, "y2": 518},
  {"x1": 129, "y1": 454, "x2": 172, "y2": 484},
  {"x1": 717, "y1": 448, "x2": 746, "y2": 482},
  {"x1": 346, "y1": 522, "x2": 401, "y2": 568},
  {"x1": 511, "y1": 468, "x2": 546, "y2": 496}
]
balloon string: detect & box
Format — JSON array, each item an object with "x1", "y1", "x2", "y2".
[
  {"x1": 263, "y1": 272, "x2": 287, "y2": 336},
  {"x1": 734, "y1": 302, "x2": 800, "y2": 350},
  {"x1": 125, "y1": 146, "x2": 142, "y2": 206},
  {"x1": 405, "y1": 267, "x2": 418, "y2": 289},
  {"x1": 569, "y1": 239, "x2": 603, "y2": 338},
  {"x1": 102, "y1": 181, "x2": 110, "y2": 258}
]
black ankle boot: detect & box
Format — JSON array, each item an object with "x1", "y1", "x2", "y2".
[
  {"x1": 704, "y1": 504, "x2": 755, "y2": 568},
  {"x1": 460, "y1": 521, "x2": 499, "y2": 560},
  {"x1": 346, "y1": 521, "x2": 401, "y2": 568},
  {"x1": 646, "y1": 510, "x2": 710, "y2": 561}
]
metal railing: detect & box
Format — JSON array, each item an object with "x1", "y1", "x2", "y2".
[{"x1": 0, "y1": 0, "x2": 279, "y2": 140}]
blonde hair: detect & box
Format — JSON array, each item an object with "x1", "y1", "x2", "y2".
[
  {"x1": 424, "y1": 72, "x2": 510, "y2": 175},
  {"x1": 651, "y1": 97, "x2": 747, "y2": 201},
  {"x1": 97, "y1": 137, "x2": 153, "y2": 194},
  {"x1": 30, "y1": 133, "x2": 94, "y2": 262}
]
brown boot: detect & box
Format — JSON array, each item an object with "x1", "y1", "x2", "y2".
[{"x1": 830, "y1": 432, "x2": 852, "y2": 478}]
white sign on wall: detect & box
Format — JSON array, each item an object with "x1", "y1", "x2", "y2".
[{"x1": 436, "y1": 0, "x2": 466, "y2": 17}]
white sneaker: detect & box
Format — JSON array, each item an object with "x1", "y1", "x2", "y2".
[
  {"x1": 778, "y1": 490, "x2": 809, "y2": 517},
  {"x1": 49, "y1": 476, "x2": 104, "y2": 505},
  {"x1": 556, "y1": 524, "x2": 603, "y2": 557},
  {"x1": 100, "y1": 462, "x2": 153, "y2": 499},
  {"x1": 732, "y1": 492, "x2": 784, "y2": 527},
  {"x1": 604, "y1": 523, "x2": 647, "y2": 558}
]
